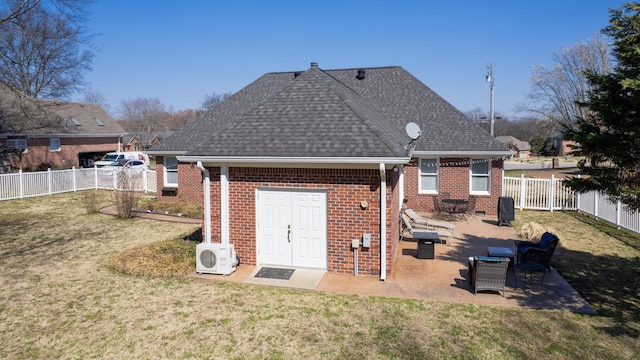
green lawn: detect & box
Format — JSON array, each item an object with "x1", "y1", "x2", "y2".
[{"x1": 0, "y1": 192, "x2": 638, "y2": 359}]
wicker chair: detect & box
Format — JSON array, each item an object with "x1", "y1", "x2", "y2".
[
  {"x1": 468, "y1": 256, "x2": 509, "y2": 296},
  {"x1": 515, "y1": 232, "x2": 559, "y2": 271}
]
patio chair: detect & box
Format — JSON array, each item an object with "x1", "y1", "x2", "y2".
[
  {"x1": 400, "y1": 213, "x2": 451, "y2": 243},
  {"x1": 514, "y1": 232, "x2": 559, "y2": 271},
  {"x1": 402, "y1": 208, "x2": 455, "y2": 230},
  {"x1": 468, "y1": 256, "x2": 509, "y2": 296}
]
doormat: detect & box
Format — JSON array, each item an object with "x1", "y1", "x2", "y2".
[{"x1": 254, "y1": 267, "x2": 295, "y2": 280}]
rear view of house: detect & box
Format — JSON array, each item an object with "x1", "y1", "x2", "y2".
[{"x1": 148, "y1": 63, "x2": 512, "y2": 279}]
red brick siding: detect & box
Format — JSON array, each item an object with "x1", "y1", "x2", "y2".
[
  {"x1": 403, "y1": 157, "x2": 503, "y2": 216},
  {"x1": 5, "y1": 136, "x2": 120, "y2": 169},
  {"x1": 204, "y1": 167, "x2": 399, "y2": 276},
  {"x1": 155, "y1": 156, "x2": 203, "y2": 204}
]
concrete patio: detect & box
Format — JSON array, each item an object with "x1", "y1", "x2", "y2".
[{"x1": 187, "y1": 213, "x2": 595, "y2": 314}]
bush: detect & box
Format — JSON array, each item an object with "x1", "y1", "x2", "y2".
[
  {"x1": 81, "y1": 190, "x2": 102, "y2": 214},
  {"x1": 519, "y1": 222, "x2": 546, "y2": 241},
  {"x1": 111, "y1": 228, "x2": 201, "y2": 277},
  {"x1": 113, "y1": 171, "x2": 141, "y2": 218}
]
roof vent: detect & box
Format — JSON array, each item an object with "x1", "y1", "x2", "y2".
[
  {"x1": 93, "y1": 117, "x2": 104, "y2": 126},
  {"x1": 310, "y1": 62, "x2": 318, "y2": 68},
  {"x1": 356, "y1": 69, "x2": 366, "y2": 80},
  {"x1": 294, "y1": 71, "x2": 302, "y2": 78},
  {"x1": 69, "y1": 116, "x2": 81, "y2": 126}
]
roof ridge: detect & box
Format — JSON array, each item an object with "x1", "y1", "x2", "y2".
[{"x1": 315, "y1": 67, "x2": 408, "y2": 157}]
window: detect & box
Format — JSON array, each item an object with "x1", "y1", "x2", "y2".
[
  {"x1": 50, "y1": 138, "x2": 61, "y2": 152},
  {"x1": 163, "y1": 156, "x2": 178, "y2": 187},
  {"x1": 7, "y1": 138, "x2": 27, "y2": 153},
  {"x1": 419, "y1": 158, "x2": 439, "y2": 193},
  {"x1": 470, "y1": 160, "x2": 491, "y2": 194}
]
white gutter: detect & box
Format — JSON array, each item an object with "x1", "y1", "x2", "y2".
[
  {"x1": 196, "y1": 161, "x2": 212, "y2": 244},
  {"x1": 379, "y1": 163, "x2": 387, "y2": 281},
  {"x1": 220, "y1": 165, "x2": 230, "y2": 245},
  {"x1": 412, "y1": 150, "x2": 514, "y2": 157},
  {"x1": 178, "y1": 156, "x2": 409, "y2": 165}
]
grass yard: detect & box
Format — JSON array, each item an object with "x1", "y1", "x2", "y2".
[{"x1": 0, "y1": 192, "x2": 638, "y2": 359}]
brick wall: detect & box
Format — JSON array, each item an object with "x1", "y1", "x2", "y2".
[
  {"x1": 155, "y1": 156, "x2": 203, "y2": 205},
  {"x1": 403, "y1": 157, "x2": 503, "y2": 216},
  {"x1": 6, "y1": 136, "x2": 120, "y2": 170},
  {"x1": 204, "y1": 167, "x2": 399, "y2": 276}
]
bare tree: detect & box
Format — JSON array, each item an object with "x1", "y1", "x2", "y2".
[
  {"x1": 119, "y1": 97, "x2": 167, "y2": 150},
  {"x1": 202, "y1": 92, "x2": 232, "y2": 111},
  {"x1": 524, "y1": 34, "x2": 613, "y2": 129},
  {"x1": 83, "y1": 89, "x2": 110, "y2": 113},
  {"x1": 0, "y1": 0, "x2": 40, "y2": 25},
  {"x1": 0, "y1": 0, "x2": 94, "y2": 99}
]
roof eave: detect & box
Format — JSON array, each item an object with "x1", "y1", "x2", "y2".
[
  {"x1": 177, "y1": 156, "x2": 411, "y2": 167},
  {"x1": 413, "y1": 150, "x2": 515, "y2": 157}
]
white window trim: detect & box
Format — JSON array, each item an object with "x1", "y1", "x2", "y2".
[
  {"x1": 163, "y1": 156, "x2": 178, "y2": 187},
  {"x1": 470, "y1": 159, "x2": 491, "y2": 195},
  {"x1": 50, "y1": 138, "x2": 61, "y2": 152},
  {"x1": 418, "y1": 158, "x2": 439, "y2": 194}
]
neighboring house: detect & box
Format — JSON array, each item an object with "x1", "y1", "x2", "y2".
[
  {"x1": 122, "y1": 131, "x2": 174, "y2": 152},
  {"x1": 147, "y1": 63, "x2": 512, "y2": 278},
  {"x1": 546, "y1": 132, "x2": 575, "y2": 156},
  {"x1": 496, "y1": 136, "x2": 531, "y2": 158},
  {"x1": 0, "y1": 89, "x2": 127, "y2": 170}
]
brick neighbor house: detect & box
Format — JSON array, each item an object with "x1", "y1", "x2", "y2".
[
  {"x1": 147, "y1": 63, "x2": 512, "y2": 279},
  {"x1": 0, "y1": 88, "x2": 126, "y2": 171}
]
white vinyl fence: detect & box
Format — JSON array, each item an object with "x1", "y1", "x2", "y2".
[
  {"x1": 503, "y1": 175, "x2": 640, "y2": 234},
  {"x1": 0, "y1": 167, "x2": 156, "y2": 201}
]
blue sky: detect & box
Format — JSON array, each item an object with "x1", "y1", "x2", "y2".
[{"x1": 83, "y1": 0, "x2": 623, "y2": 119}]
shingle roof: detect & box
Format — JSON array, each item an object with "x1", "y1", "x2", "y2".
[
  {"x1": 496, "y1": 136, "x2": 531, "y2": 151},
  {"x1": 0, "y1": 86, "x2": 124, "y2": 136},
  {"x1": 151, "y1": 64, "x2": 510, "y2": 158}
]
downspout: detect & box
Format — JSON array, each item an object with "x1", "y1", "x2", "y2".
[
  {"x1": 220, "y1": 165, "x2": 229, "y2": 245},
  {"x1": 196, "y1": 162, "x2": 212, "y2": 244},
  {"x1": 379, "y1": 163, "x2": 387, "y2": 281}
]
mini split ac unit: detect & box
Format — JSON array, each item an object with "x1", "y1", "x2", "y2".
[{"x1": 196, "y1": 243, "x2": 238, "y2": 275}]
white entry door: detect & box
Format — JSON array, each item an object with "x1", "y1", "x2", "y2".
[{"x1": 257, "y1": 189, "x2": 327, "y2": 269}]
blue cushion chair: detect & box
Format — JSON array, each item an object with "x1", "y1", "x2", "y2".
[{"x1": 515, "y1": 232, "x2": 559, "y2": 271}]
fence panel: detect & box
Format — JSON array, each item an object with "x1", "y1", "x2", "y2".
[
  {"x1": 0, "y1": 167, "x2": 157, "y2": 201},
  {"x1": 0, "y1": 172, "x2": 21, "y2": 200}
]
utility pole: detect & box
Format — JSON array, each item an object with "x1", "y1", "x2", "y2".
[{"x1": 486, "y1": 63, "x2": 495, "y2": 136}]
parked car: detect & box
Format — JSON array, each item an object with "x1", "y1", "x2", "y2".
[{"x1": 99, "y1": 159, "x2": 148, "y2": 173}]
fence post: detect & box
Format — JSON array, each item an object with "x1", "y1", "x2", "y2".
[
  {"x1": 519, "y1": 174, "x2": 526, "y2": 210},
  {"x1": 617, "y1": 200, "x2": 622, "y2": 228},
  {"x1": 19, "y1": 169, "x2": 24, "y2": 199},
  {"x1": 594, "y1": 192, "x2": 599, "y2": 219},
  {"x1": 48, "y1": 168, "x2": 52, "y2": 195},
  {"x1": 143, "y1": 168, "x2": 148, "y2": 193},
  {"x1": 575, "y1": 174, "x2": 581, "y2": 212},
  {"x1": 94, "y1": 165, "x2": 98, "y2": 189},
  {"x1": 72, "y1": 166, "x2": 77, "y2": 192},
  {"x1": 549, "y1": 174, "x2": 555, "y2": 212}
]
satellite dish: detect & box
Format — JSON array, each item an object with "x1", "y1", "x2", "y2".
[{"x1": 405, "y1": 122, "x2": 422, "y2": 140}]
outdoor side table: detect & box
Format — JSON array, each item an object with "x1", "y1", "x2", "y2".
[
  {"x1": 515, "y1": 261, "x2": 546, "y2": 291},
  {"x1": 414, "y1": 230, "x2": 439, "y2": 259},
  {"x1": 487, "y1": 247, "x2": 515, "y2": 269}
]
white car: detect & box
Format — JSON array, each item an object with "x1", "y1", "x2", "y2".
[{"x1": 100, "y1": 159, "x2": 148, "y2": 172}]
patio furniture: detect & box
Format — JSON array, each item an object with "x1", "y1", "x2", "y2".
[
  {"x1": 400, "y1": 213, "x2": 451, "y2": 243},
  {"x1": 468, "y1": 256, "x2": 509, "y2": 296},
  {"x1": 416, "y1": 233, "x2": 438, "y2": 259},
  {"x1": 441, "y1": 198, "x2": 469, "y2": 220},
  {"x1": 515, "y1": 232, "x2": 559, "y2": 271},
  {"x1": 402, "y1": 208, "x2": 455, "y2": 230}
]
